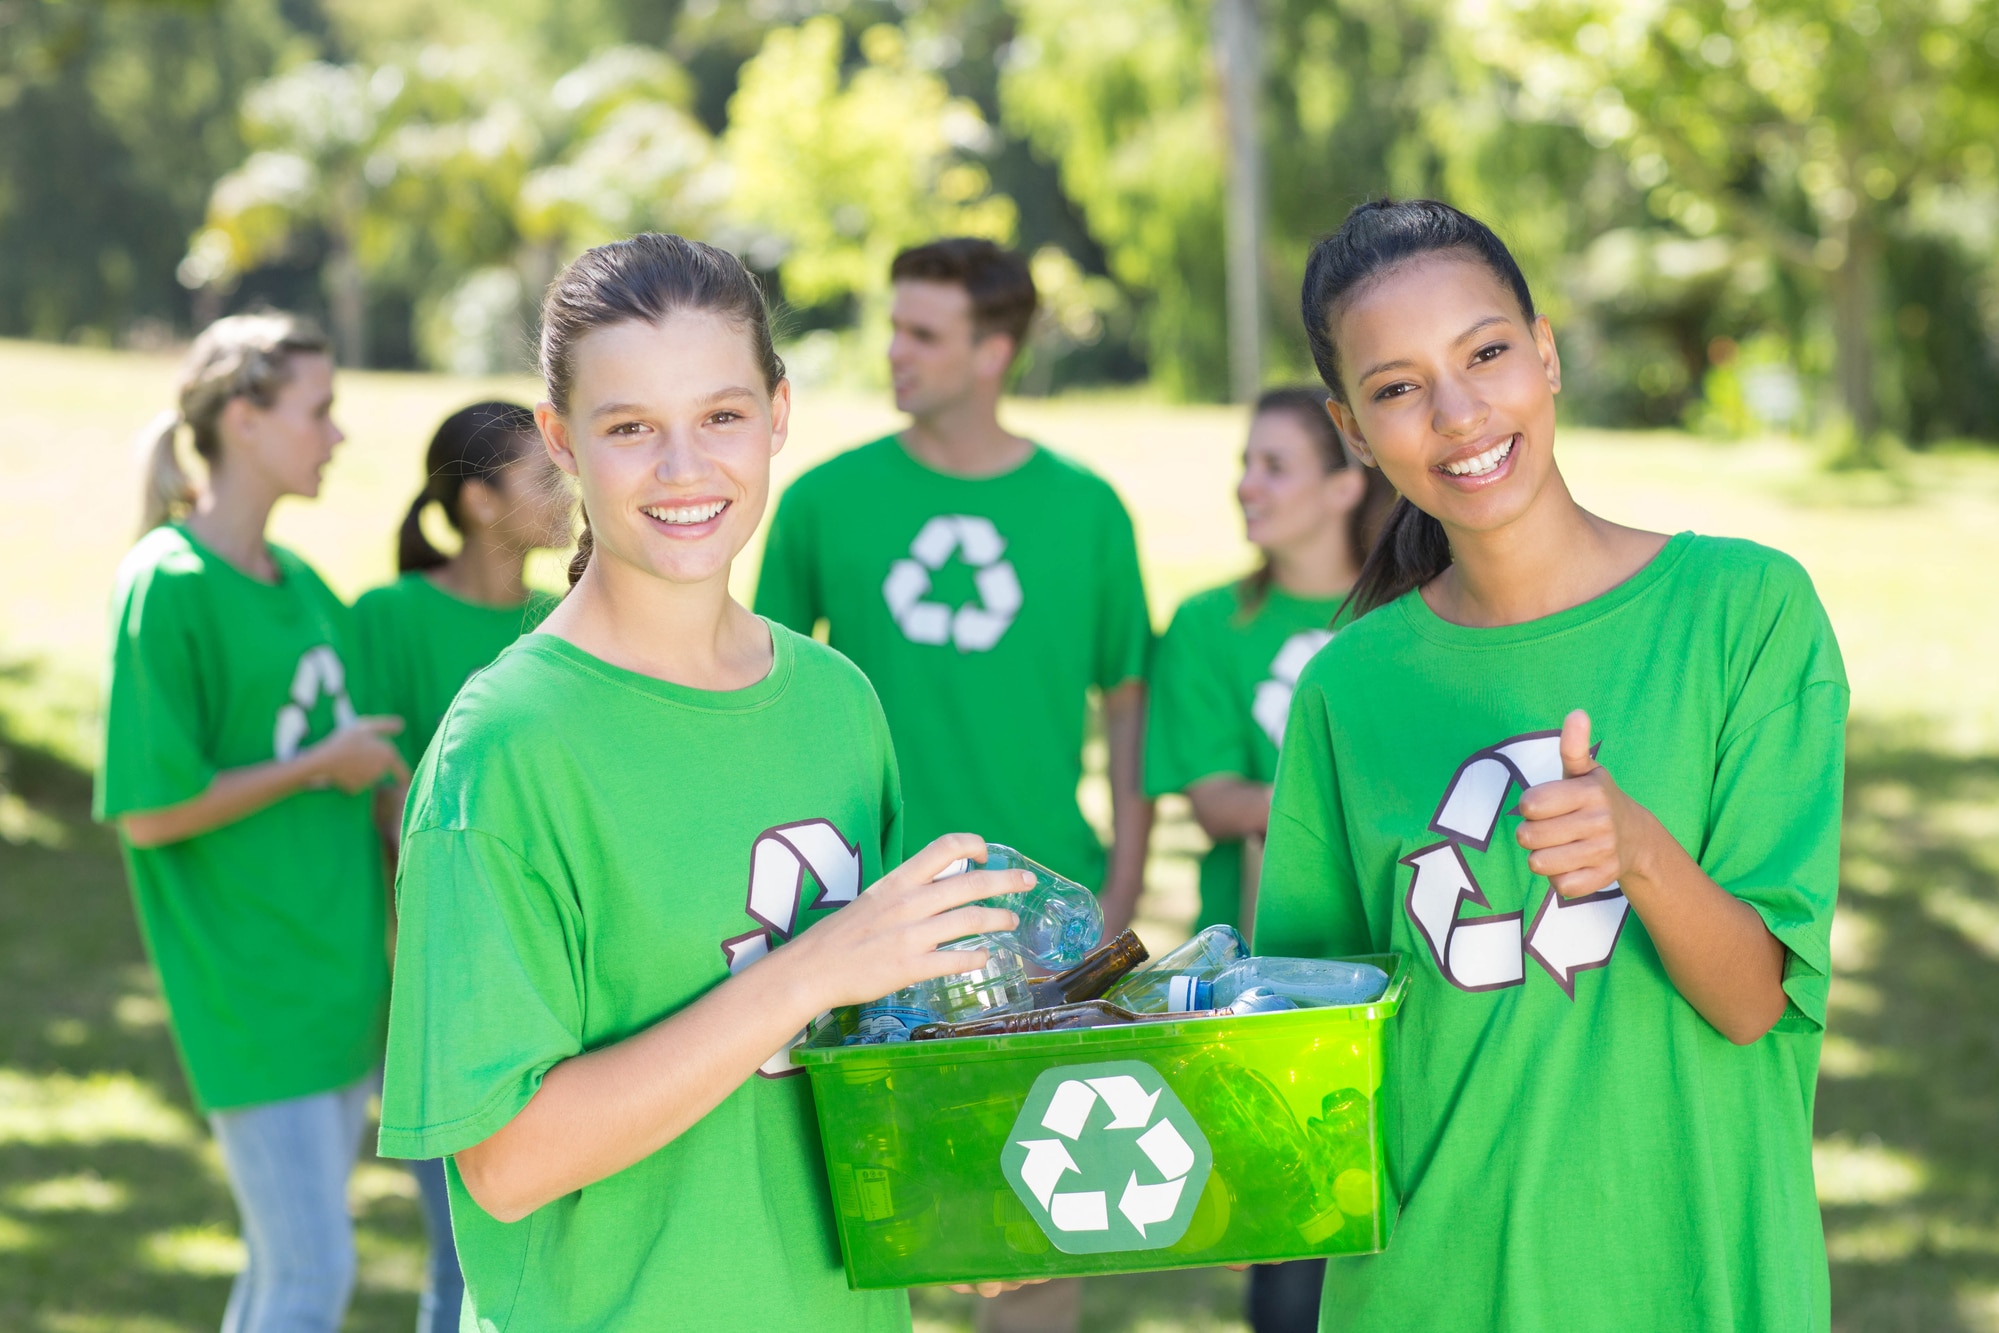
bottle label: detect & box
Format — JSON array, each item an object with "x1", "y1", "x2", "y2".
[
  {"x1": 1166, "y1": 976, "x2": 1212, "y2": 1013},
  {"x1": 854, "y1": 1004, "x2": 938, "y2": 1043}
]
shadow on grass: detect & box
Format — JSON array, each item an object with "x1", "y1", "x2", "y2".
[
  {"x1": 0, "y1": 666, "x2": 426, "y2": 1333},
  {"x1": 1823, "y1": 721, "x2": 1999, "y2": 1333},
  {"x1": 4, "y1": 678, "x2": 1994, "y2": 1332}
]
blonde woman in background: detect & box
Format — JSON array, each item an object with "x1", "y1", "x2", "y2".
[{"x1": 96, "y1": 313, "x2": 406, "y2": 1333}]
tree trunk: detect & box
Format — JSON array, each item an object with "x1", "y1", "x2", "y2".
[
  {"x1": 1212, "y1": 0, "x2": 1265, "y2": 404},
  {"x1": 326, "y1": 238, "x2": 367, "y2": 370},
  {"x1": 1828, "y1": 219, "x2": 1881, "y2": 458}
]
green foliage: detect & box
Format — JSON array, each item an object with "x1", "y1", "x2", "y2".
[
  {"x1": 724, "y1": 18, "x2": 1015, "y2": 331},
  {"x1": 0, "y1": 0, "x2": 304, "y2": 342},
  {"x1": 1001, "y1": 0, "x2": 1226, "y2": 399},
  {"x1": 1462, "y1": 0, "x2": 1999, "y2": 444}
]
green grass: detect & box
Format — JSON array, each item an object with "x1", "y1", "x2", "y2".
[{"x1": 2, "y1": 339, "x2": 1997, "y2": 1330}]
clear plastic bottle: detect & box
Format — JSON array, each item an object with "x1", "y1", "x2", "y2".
[
  {"x1": 933, "y1": 843, "x2": 1104, "y2": 970},
  {"x1": 1178, "y1": 956, "x2": 1390, "y2": 1014},
  {"x1": 1102, "y1": 924, "x2": 1247, "y2": 1013}
]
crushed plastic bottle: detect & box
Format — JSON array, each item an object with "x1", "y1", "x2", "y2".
[
  {"x1": 932, "y1": 843, "x2": 1104, "y2": 970},
  {"x1": 1102, "y1": 924, "x2": 1247, "y2": 1013},
  {"x1": 851, "y1": 985, "x2": 941, "y2": 1043},
  {"x1": 1152, "y1": 956, "x2": 1390, "y2": 1014}
]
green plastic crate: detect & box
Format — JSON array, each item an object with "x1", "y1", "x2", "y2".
[{"x1": 794, "y1": 954, "x2": 1405, "y2": 1288}]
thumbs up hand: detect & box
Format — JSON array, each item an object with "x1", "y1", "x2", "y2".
[{"x1": 1515, "y1": 709, "x2": 1659, "y2": 900}]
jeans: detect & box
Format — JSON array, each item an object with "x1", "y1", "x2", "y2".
[
  {"x1": 406, "y1": 1157, "x2": 465, "y2": 1333},
  {"x1": 1247, "y1": 1258, "x2": 1328, "y2": 1333},
  {"x1": 209, "y1": 1076, "x2": 374, "y2": 1333}
]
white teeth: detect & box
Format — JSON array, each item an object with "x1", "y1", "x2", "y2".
[
  {"x1": 642, "y1": 500, "x2": 727, "y2": 525},
  {"x1": 1440, "y1": 436, "x2": 1515, "y2": 478}
]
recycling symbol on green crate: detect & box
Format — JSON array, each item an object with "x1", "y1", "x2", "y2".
[{"x1": 1001, "y1": 1060, "x2": 1212, "y2": 1254}]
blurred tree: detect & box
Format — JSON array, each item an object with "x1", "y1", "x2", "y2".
[
  {"x1": 1001, "y1": 0, "x2": 1228, "y2": 399},
  {"x1": 0, "y1": 0, "x2": 303, "y2": 343},
  {"x1": 1463, "y1": 0, "x2": 1999, "y2": 453},
  {"x1": 185, "y1": 44, "x2": 725, "y2": 371},
  {"x1": 723, "y1": 15, "x2": 1016, "y2": 353}
]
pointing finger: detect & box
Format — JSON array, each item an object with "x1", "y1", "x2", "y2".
[{"x1": 1560, "y1": 709, "x2": 1595, "y2": 779}]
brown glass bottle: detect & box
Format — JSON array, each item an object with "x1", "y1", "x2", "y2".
[
  {"x1": 912, "y1": 999, "x2": 1220, "y2": 1041},
  {"x1": 1026, "y1": 930, "x2": 1149, "y2": 1009}
]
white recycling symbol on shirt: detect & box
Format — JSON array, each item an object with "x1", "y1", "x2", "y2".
[
  {"x1": 720, "y1": 819, "x2": 863, "y2": 1078},
  {"x1": 1252, "y1": 629, "x2": 1334, "y2": 747},
  {"x1": 1002, "y1": 1060, "x2": 1213, "y2": 1254},
  {"x1": 881, "y1": 514, "x2": 1023, "y2": 653},
  {"x1": 272, "y1": 644, "x2": 358, "y2": 760},
  {"x1": 1401, "y1": 730, "x2": 1631, "y2": 997}
]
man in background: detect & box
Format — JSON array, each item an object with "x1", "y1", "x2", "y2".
[{"x1": 755, "y1": 238, "x2": 1155, "y2": 1329}]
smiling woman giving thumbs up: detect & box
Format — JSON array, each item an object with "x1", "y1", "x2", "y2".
[{"x1": 1252, "y1": 201, "x2": 1847, "y2": 1333}]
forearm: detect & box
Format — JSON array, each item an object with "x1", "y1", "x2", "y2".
[
  {"x1": 120, "y1": 758, "x2": 317, "y2": 847},
  {"x1": 1621, "y1": 818, "x2": 1788, "y2": 1045},
  {"x1": 1186, "y1": 776, "x2": 1272, "y2": 843},
  {"x1": 1100, "y1": 684, "x2": 1154, "y2": 931},
  {"x1": 456, "y1": 952, "x2": 819, "y2": 1222}
]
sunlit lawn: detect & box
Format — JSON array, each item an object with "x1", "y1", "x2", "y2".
[{"x1": 2, "y1": 338, "x2": 1997, "y2": 1330}]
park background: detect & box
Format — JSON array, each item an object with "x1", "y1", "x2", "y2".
[{"x1": 1, "y1": 0, "x2": 1997, "y2": 1329}]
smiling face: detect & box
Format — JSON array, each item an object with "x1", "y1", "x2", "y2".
[
  {"x1": 887, "y1": 279, "x2": 1015, "y2": 418},
  {"x1": 1323, "y1": 254, "x2": 1562, "y2": 539},
  {"x1": 1237, "y1": 406, "x2": 1365, "y2": 557},
  {"x1": 218, "y1": 352, "x2": 343, "y2": 500},
  {"x1": 538, "y1": 310, "x2": 789, "y2": 589}
]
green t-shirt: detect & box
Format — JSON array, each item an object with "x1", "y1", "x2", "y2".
[
  {"x1": 1146, "y1": 580, "x2": 1344, "y2": 932},
  {"x1": 93, "y1": 524, "x2": 389, "y2": 1112},
  {"x1": 377, "y1": 624, "x2": 910, "y2": 1333},
  {"x1": 352, "y1": 572, "x2": 558, "y2": 768},
  {"x1": 1256, "y1": 533, "x2": 1845, "y2": 1333},
  {"x1": 754, "y1": 435, "x2": 1152, "y2": 888}
]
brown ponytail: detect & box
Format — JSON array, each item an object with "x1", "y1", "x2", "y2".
[
  {"x1": 567, "y1": 510, "x2": 594, "y2": 588},
  {"x1": 537, "y1": 233, "x2": 783, "y2": 592},
  {"x1": 137, "y1": 311, "x2": 331, "y2": 536},
  {"x1": 1301, "y1": 200, "x2": 1537, "y2": 618}
]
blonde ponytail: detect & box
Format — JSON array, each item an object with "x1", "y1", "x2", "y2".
[
  {"x1": 142, "y1": 311, "x2": 332, "y2": 535},
  {"x1": 137, "y1": 410, "x2": 196, "y2": 534}
]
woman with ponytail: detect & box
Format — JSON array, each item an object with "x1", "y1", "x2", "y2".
[
  {"x1": 375, "y1": 234, "x2": 1027, "y2": 1331},
  {"x1": 1254, "y1": 200, "x2": 1845, "y2": 1331},
  {"x1": 96, "y1": 313, "x2": 410, "y2": 1332},
  {"x1": 349, "y1": 401, "x2": 570, "y2": 1332},
  {"x1": 354, "y1": 401, "x2": 571, "y2": 776}
]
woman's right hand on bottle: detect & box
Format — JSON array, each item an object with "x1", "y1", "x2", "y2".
[
  {"x1": 301, "y1": 716, "x2": 411, "y2": 794},
  {"x1": 783, "y1": 833, "x2": 1024, "y2": 1011}
]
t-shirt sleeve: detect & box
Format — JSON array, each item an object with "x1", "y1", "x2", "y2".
[
  {"x1": 1254, "y1": 677, "x2": 1373, "y2": 959},
  {"x1": 1699, "y1": 554, "x2": 1849, "y2": 1034},
  {"x1": 1702, "y1": 686, "x2": 1848, "y2": 1034},
  {"x1": 1093, "y1": 487, "x2": 1153, "y2": 693},
  {"x1": 347, "y1": 592, "x2": 408, "y2": 758},
  {"x1": 377, "y1": 826, "x2": 585, "y2": 1159},
  {"x1": 95, "y1": 566, "x2": 216, "y2": 820},
  {"x1": 752, "y1": 482, "x2": 820, "y2": 634},
  {"x1": 1146, "y1": 600, "x2": 1251, "y2": 797}
]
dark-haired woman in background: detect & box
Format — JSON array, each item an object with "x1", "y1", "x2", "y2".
[
  {"x1": 1145, "y1": 387, "x2": 1390, "y2": 1333},
  {"x1": 351, "y1": 401, "x2": 571, "y2": 1333},
  {"x1": 1257, "y1": 199, "x2": 1844, "y2": 1330}
]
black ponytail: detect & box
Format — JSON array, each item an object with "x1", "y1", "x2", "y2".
[
  {"x1": 398, "y1": 401, "x2": 539, "y2": 573},
  {"x1": 1302, "y1": 199, "x2": 1536, "y2": 618}
]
